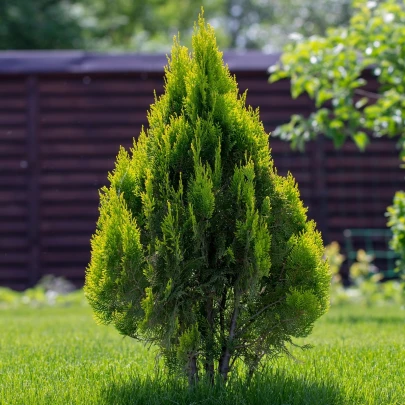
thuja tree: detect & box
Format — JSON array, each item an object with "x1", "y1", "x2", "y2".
[{"x1": 85, "y1": 15, "x2": 330, "y2": 385}]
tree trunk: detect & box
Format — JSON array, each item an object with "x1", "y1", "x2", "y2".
[
  {"x1": 205, "y1": 297, "x2": 215, "y2": 385},
  {"x1": 218, "y1": 293, "x2": 240, "y2": 381},
  {"x1": 247, "y1": 355, "x2": 262, "y2": 383},
  {"x1": 188, "y1": 355, "x2": 198, "y2": 387},
  {"x1": 205, "y1": 361, "x2": 215, "y2": 385},
  {"x1": 218, "y1": 350, "x2": 231, "y2": 381}
]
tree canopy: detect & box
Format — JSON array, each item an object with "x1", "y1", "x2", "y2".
[
  {"x1": 270, "y1": 0, "x2": 405, "y2": 275},
  {"x1": 0, "y1": 0, "x2": 352, "y2": 51},
  {"x1": 269, "y1": 0, "x2": 405, "y2": 153},
  {"x1": 0, "y1": 0, "x2": 85, "y2": 49}
]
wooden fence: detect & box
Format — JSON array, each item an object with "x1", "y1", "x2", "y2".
[{"x1": 0, "y1": 51, "x2": 403, "y2": 289}]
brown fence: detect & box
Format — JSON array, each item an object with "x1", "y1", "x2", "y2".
[{"x1": 0, "y1": 51, "x2": 403, "y2": 289}]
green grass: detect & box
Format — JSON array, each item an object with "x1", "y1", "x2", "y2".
[{"x1": 0, "y1": 302, "x2": 404, "y2": 405}]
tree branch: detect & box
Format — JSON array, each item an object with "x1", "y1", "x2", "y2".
[
  {"x1": 218, "y1": 290, "x2": 240, "y2": 380},
  {"x1": 235, "y1": 297, "x2": 284, "y2": 338},
  {"x1": 354, "y1": 88, "x2": 382, "y2": 100},
  {"x1": 219, "y1": 289, "x2": 227, "y2": 341}
]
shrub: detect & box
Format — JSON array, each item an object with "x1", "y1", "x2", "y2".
[
  {"x1": 387, "y1": 191, "x2": 405, "y2": 275},
  {"x1": 324, "y1": 242, "x2": 405, "y2": 307},
  {"x1": 85, "y1": 14, "x2": 330, "y2": 385}
]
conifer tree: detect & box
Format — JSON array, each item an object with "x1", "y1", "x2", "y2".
[{"x1": 85, "y1": 14, "x2": 330, "y2": 385}]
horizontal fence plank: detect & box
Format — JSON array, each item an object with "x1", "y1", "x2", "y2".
[
  {"x1": 40, "y1": 95, "x2": 153, "y2": 110},
  {"x1": 0, "y1": 160, "x2": 29, "y2": 171},
  {"x1": 246, "y1": 94, "x2": 312, "y2": 108},
  {"x1": 0, "y1": 82, "x2": 26, "y2": 93},
  {"x1": 239, "y1": 78, "x2": 291, "y2": 93},
  {"x1": 40, "y1": 219, "x2": 99, "y2": 233},
  {"x1": 39, "y1": 111, "x2": 147, "y2": 126},
  {"x1": 0, "y1": 128, "x2": 26, "y2": 139},
  {"x1": 0, "y1": 205, "x2": 27, "y2": 217},
  {"x1": 0, "y1": 253, "x2": 29, "y2": 264},
  {"x1": 0, "y1": 191, "x2": 27, "y2": 203},
  {"x1": 327, "y1": 188, "x2": 398, "y2": 199},
  {"x1": 40, "y1": 143, "x2": 126, "y2": 156},
  {"x1": 40, "y1": 127, "x2": 138, "y2": 141},
  {"x1": 41, "y1": 235, "x2": 92, "y2": 247},
  {"x1": 0, "y1": 112, "x2": 26, "y2": 125},
  {"x1": 326, "y1": 157, "x2": 400, "y2": 169},
  {"x1": 0, "y1": 143, "x2": 29, "y2": 155},
  {"x1": 0, "y1": 269, "x2": 29, "y2": 281},
  {"x1": 39, "y1": 78, "x2": 164, "y2": 94},
  {"x1": 327, "y1": 201, "x2": 394, "y2": 213},
  {"x1": 327, "y1": 172, "x2": 405, "y2": 183},
  {"x1": 0, "y1": 98, "x2": 26, "y2": 109},
  {"x1": 41, "y1": 204, "x2": 98, "y2": 218},
  {"x1": 0, "y1": 221, "x2": 28, "y2": 233},
  {"x1": 328, "y1": 217, "x2": 388, "y2": 228},
  {"x1": 41, "y1": 189, "x2": 99, "y2": 202},
  {"x1": 0, "y1": 175, "x2": 28, "y2": 187},
  {"x1": 42, "y1": 251, "x2": 90, "y2": 263},
  {"x1": 39, "y1": 266, "x2": 87, "y2": 280},
  {"x1": 0, "y1": 237, "x2": 28, "y2": 249},
  {"x1": 40, "y1": 173, "x2": 108, "y2": 186},
  {"x1": 41, "y1": 158, "x2": 115, "y2": 171}
]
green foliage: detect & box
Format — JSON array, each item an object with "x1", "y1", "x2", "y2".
[
  {"x1": 0, "y1": 280, "x2": 86, "y2": 310},
  {"x1": 270, "y1": 0, "x2": 405, "y2": 153},
  {"x1": 324, "y1": 242, "x2": 405, "y2": 307},
  {"x1": 271, "y1": 0, "x2": 405, "y2": 280},
  {"x1": 0, "y1": 0, "x2": 352, "y2": 51},
  {"x1": 324, "y1": 241, "x2": 345, "y2": 284},
  {"x1": 349, "y1": 249, "x2": 378, "y2": 282},
  {"x1": 0, "y1": 0, "x2": 85, "y2": 49},
  {"x1": 76, "y1": 0, "x2": 224, "y2": 51},
  {"x1": 386, "y1": 191, "x2": 405, "y2": 274},
  {"x1": 85, "y1": 15, "x2": 330, "y2": 384}
]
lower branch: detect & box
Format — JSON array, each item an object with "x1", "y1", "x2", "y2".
[
  {"x1": 236, "y1": 297, "x2": 284, "y2": 338},
  {"x1": 188, "y1": 354, "x2": 199, "y2": 387},
  {"x1": 218, "y1": 291, "x2": 240, "y2": 381},
  {"x1": 205, "y1": 296, "x2": 215, "y2": 385}
]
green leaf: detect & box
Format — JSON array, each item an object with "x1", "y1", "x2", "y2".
[
  {"x1": 291, "y1": 76, "x2": 307, "y2": 99},
  {"x1": 269, "y1": 70, "x2": 288, "y2": 83},
  {"x1": 316, "y1": 89, "x2": 333, "y2": 107},
  {"x1": 355, "y1": 97, "x2": 369, "y2": 109},
  {"x1": 330, "y1": 119, "x2": 344, "y2": 129},
  {"x1": 353, "y1": 131, "x2": 369, "y2": 151},
  {"x1": 328, "y1": 129, "x2": 346, "y2": 148},
  {"x1": 364, "y1": 105, "x2": 381, "y2": 118},
  {"x1": 304, "y1": 81, "x2": 316, "y2": 98}
]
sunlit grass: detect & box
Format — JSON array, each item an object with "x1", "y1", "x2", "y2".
[{"x1": 0, "y1": 301, "x2": 404, "y2": 404}]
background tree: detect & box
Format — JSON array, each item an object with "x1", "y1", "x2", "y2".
[
  {"x1": 269, "y1": 0, "x2": 405, "y2": 152},
  {"x1": 386, "y1": 192, "x2": 405, "y2": 274},
  {"x1": 0, "y1": 0, "x2": 85, "y2": 49},
  {"x1": 0, "y1": 0, "x2": 352, "y2": 51},
  {"x1": 76, "y1": 0, "x2": 224, "y2": 51},
  {"x1": 85, "y1": 16, "x2": 330, "y2": 385},
  {"x1": 270, "y1": 0, "x2": 405, "y2": 274},
  {"x1": 219, "y1": 0, "x2": 352, "y2": 51}
]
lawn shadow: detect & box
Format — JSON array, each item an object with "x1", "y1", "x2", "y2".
[{"x1": 100, "y1": 369, "x2": 344, "y2": 405}]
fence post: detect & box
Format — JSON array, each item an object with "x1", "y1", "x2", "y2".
[{"x1": 26, "y1": 75, "x2": 40, "y2": 287}]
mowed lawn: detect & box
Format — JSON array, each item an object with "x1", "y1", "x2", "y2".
[{"x1": 0, "y1": 301, "x2": 404, "y2": 405}]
